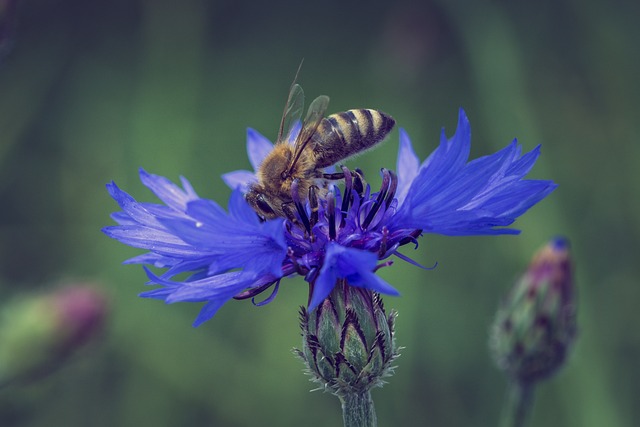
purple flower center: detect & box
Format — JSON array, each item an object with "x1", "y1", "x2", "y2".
[{"x1": 235, "y1": 167, "x2": 420, "y2": 306}]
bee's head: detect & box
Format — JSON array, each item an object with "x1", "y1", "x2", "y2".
[{"x1": 245, "y1": 184, "x2": 277, "y2": 220}]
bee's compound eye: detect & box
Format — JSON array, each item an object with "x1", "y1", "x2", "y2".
[{"x1": 256, "y1": 195, "x2": 276, "y2": 216}]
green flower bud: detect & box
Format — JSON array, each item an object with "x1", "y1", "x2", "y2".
[
  {"x1": 491, "y1": 237, "x2": 577, "y2": 385},
  {"x1": 295, "y1": 279, "x2": 399, "y2": 396},
  {"x1": 0, "y1": 285, "x2": 108, "y2": 387}
]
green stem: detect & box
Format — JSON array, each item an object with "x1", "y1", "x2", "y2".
[
  {"x1": 500, "y1": 381, "x2": 535, "y2": 427},
  {"x1": 339, "y1": 390, "x2": 377, "y2": 427}
]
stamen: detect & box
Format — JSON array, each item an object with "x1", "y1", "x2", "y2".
[
  {"x1": 251, "y1": 280, "x2": 281, "y2": 306},
  {"x1": 291, "y1": 179, "x2": 311, "y2": 234},
  {"x1": 287, "y1": 247, "x2": 306, "y2": 275},
  {"x1": 353, "y1": 168, "x2": 366, "y2": 197},
  {"x1": 362, "y1": 169, "x2": 390, "y2": 230},
  {"x1": 384, "y1": 170, "x2": 398, "y2": 208},
  {"x1": 373, "y1": 260, "x2": 394, "y2": 272},
  {"x1": 282, "y1": 203, "x2": 298, "y2": 224},
  {"x1": 398, "y1": 229, "x2": 423, "y2": 247},
  {"x1": 327, "y1": 191, "x2": 337, "y2": 240},
  {"x1": 393, "y1": 250, "x2": 438, "y2": 270},
  {"x1": 233, "y1": 279, "x2": 279, "y2": 300},
  {"x1": 378, "y1": 226, "x2": 389, "y2": 257},
  {"x1": 340, "y1": 165, "x2": 353, "y2": 215},
  {"x1": 309, "y1": 185, "x2": 319, "y2": 228},
  {"x1": 305, "y1": 267, "x2": 319, "y2": 285}
]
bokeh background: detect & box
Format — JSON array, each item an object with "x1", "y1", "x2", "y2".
[{"x1": 1, "y1": 0, "x2": 638, "y2": 426}]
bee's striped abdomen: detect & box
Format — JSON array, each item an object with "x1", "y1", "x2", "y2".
[{"x1": 311, "y1": 109, "x2": 395, "y2": 168}]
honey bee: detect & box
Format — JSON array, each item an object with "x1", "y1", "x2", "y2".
[{"x1": 245, "y1": 79, "x2": 395, "y2": 220}]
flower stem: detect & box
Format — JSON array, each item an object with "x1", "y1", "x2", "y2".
[
  {"x1": 339, "y1": 391, "x2": 377, "y2": 427},
  {"x1": 500, "y1": 381, "x2": 535, "y2": 427}
]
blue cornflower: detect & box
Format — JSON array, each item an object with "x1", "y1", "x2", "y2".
[{"x1": 103, "y1": 109, "x2": 556, "y2": 326}]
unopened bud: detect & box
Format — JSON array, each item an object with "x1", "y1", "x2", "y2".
[
  {"x1": 0, "y1": 285, "x2": 108, "y2": 387},
  {"x1": 295, "y1": 279, "x2": 399, "y2": 396},
  {"x1": 491, "y1": 237, "x2": 577, "y2": 384}
]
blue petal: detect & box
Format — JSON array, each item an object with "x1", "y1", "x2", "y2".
[
  {"x1": 193, "y1": 301, "x2": 227, "y2": 327},
  {"x1": 310, "y1": 243, "x2": 399, "y2": 311},
  {"x1": 102, "y1": 225, "x2": 202, "y2": 257},
  {"x1": 141, "y1": 267, "x2": 249, "y2": 303},
  {"x1": 395, "y1": 129, "x2": 420, "y2": 205},
  {"x1": 160, "y1": 257, "x2": 216, "y2": 277},
  {"x1": 227, "y1": 189, "x2": 261, "y2": 226},
  {"x1": 179, "y1": 176, "x2": 199, "y2": 199},
  {"x1": 504, "y1": 143, "x2": 539, "y2": 176},
  {"x1": 123, "y1": 252, "x2": 171, "y2": 266},
  {"x1": 139, "y1": 169, "x2": 197, "y2": 211},
  {"x1": 408, "y1": 110, "x2": 471, "y2": 204},
  {"x1": 141, "y1": 267, "x2": 279, "y2": 326},
  {"x1": 190, "y1": 273, "x2": 280, "y2": 326},
  {"x1": 392, "y1": 109, "x2": 557, "y2": 235},
  {"x1": 246, "y1": 128, "x2": 274, "y2": 171},
  {"x1": 110, "y1": 211, "x2": 138, "y2": 226},
  {"x1": 167, "y1": 274, "x2": 255, "y2": 303},
  {"x1": 106, "y1": 182, "x2": 163, "y2": 227},
  {"x1": 222, "y1": 170, "x2": 256, "y2": 192},
  {"x1": 154, "y1": 218, "x2": 219, "y2": 250},
  {"x1": 182, "y1": 198, "x2": 232, "y2": 228},
  {"x1": 157, "y1": 206, "x2": 286, "y2": 277},
  {"x1": 106, "y1": 171, "x2": 286, "y2": 278}
]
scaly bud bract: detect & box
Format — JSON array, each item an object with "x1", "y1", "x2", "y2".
[
  {"x1": 491, "y1": 237, "x2": 577, "y2": 384},
  {"x1": 296, "y1": 279, "x2": 399, "y2": 396}
]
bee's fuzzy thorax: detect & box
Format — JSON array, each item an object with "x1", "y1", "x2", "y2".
[{"x1": 257, "y1": 144, "x2": 293, "y2": 186}]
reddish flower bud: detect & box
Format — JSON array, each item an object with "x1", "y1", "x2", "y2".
[
  {"x1": 491, "y1": 238, "x2": 577, "y2": 384},
  {"x1": 0, "y1": 285, "x2": 108, "y2": 387}
]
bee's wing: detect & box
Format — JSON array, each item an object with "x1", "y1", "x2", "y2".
[
  {"x1": 278, "y1": 83, "x2": 305, "y2": 143},
  {"x1": 287, "y1": 95, "x2": 329, "y2": 174}
]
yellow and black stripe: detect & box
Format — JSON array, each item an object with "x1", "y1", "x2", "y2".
[{"x1": 312, "y1": 109, "x2": 395, "y2": 168}]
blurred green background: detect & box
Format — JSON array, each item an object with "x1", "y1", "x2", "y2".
[{"x1": 1, "y1": 0, "x2": 638, "y2": 426}]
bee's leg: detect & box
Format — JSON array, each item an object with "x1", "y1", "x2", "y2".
[{"x1": 308, "y1": 185, "x2": 319, "y2": 227}]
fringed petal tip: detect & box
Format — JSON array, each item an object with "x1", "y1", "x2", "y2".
[{"x1": 393, "y1": 109, "x2": 556, "y2": 236}]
